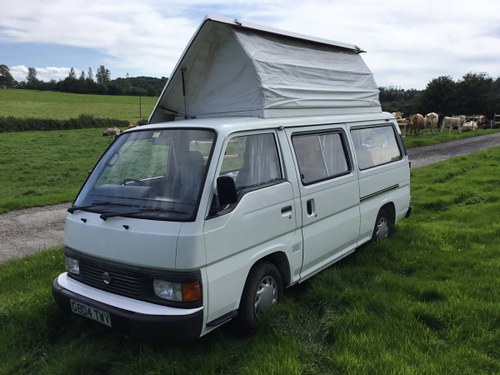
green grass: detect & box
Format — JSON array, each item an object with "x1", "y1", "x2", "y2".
[
  {"x1": 0, "y1": 128, "x2": 114, "y2": 213},
  {"x1": 1, "y1": 147, "x2": 499, "y2": 374},
  {"x1": 0, "y1": 89, "x2": 158, "y2": 123},
  {"x1": 403, "y1": 128, "x2": 500, "y2": 148}
]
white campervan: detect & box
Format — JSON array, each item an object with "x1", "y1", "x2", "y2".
[{"x1": 52, "y1": 15, "x2": 411, "y2": 341}]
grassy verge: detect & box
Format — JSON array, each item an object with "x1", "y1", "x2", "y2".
[
  {"x1": 0, "y1": 147, "x2": 499, "y2": 374},
  {"x1": 0, "y1": 128, "x2": 114, "y2": 213},
  {"x1": 0, "y1": 89, "x2": 157, "y2": 124},
  {"x1": 403, "y1": 128, "x2": 499, "y2": 148}
]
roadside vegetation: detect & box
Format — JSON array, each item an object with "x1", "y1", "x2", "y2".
[
  {"x1": 402, "y1": 128, "x2": 500, "y2": 148},
  {"x1": 0, "y1": 147, "x2": 498, "y2": 374}
]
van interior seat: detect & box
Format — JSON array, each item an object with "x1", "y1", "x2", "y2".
[{"x1": 172, "y1": 151, "x2": 205, "y2": 203}]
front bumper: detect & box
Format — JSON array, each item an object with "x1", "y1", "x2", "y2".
[{"x1": 52, "y1": 274, "x2": 203, "y2": 341}]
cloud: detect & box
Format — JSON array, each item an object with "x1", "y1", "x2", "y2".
[
  {"x1": 270, "y1": 0, "x2": 500, "y2": 88},
  {"x1": 10, "y1": 65, "x2": 80, "y2": 82},
  {"x1": 2, "y1": 0, "x2": 499, "y2": 88}
]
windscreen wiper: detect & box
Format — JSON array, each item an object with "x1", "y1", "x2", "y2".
[
  {"x1": 99, "y1": 208, "x2": 189, "y2": 220},
  {"x1": 67, "y1": 202, "x2": 118, "y2": 214},
  {"x1": 68, "y1": 202, "x2": 138, "y2": 214}
]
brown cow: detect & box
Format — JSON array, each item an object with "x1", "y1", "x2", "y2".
[
  {"x1": 478, "y1": 115, "x2": 486, "y2": 128},
  {"x1": 408, "y1": 114, "x2": 425, "y2": 135}
]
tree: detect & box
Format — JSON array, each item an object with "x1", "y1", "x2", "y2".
[
  {"x1": 455, "y1": 72, "x2": 494, "y2": 116},
  {"x1": 417, "y1": 76, "x2": 456, "y2": 115},
  {"x1": 492, "y1": 77, "x2": 500, "y2": 115},
  {"x1": 68, "y1": 67, "x2": 77, "y2": 80},
  {"x1": 0, "y1": 64, "x2": 15, "y2": 88},
  {"x1": 26, "y1": 67, "x2": 40, "y2": 89},
  {"x1": 79, "y1": 70, "x2": 86, "y2": 81},
  {"x1": 96, "y1": 65, "x2": 111, "y2": 84},
  {"x1": 87, "y1": 67, "x2": 94, "y2": 82},
  {"x1": 379, "y1": 86, "x2": 420, "y2": 115}
]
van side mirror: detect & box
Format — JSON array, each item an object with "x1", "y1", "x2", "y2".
[{"x1": 217, "y1": 176, "x2": 237, "y2": 206}]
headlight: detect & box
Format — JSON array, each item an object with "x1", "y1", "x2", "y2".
[
  {"x1": 153, "y1": 279, "x2": 201, "y2": 302},
  {"x1": 64, "y1": 256, "x2": 80, "y2": 275}
]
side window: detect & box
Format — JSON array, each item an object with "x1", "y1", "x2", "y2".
[
  {"x1": 220, "y1": 133, "x2": 282, "y2": 190},
  {"x1": 351, "y1": 125, "x2": 402, "y2": 170},
  {"x1": 292, "y1": 131, "x2": 350, "y2": 185}
]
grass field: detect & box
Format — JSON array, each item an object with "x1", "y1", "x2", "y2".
[
  {"x1": 0, "y1": 147, "x2": 498, "y2": 374},
  {"x1": 0, "y1": 128, "x2": 114, "y2": 213},
  {"x1": 0, "y1": 89, "x2": 158, "y2": 123}
]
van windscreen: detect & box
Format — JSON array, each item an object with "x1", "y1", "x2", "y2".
[{"x1": 73, "y1": 128, "x2": 215, "y2": 221}]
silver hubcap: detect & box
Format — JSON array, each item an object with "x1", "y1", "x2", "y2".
[
  {"x1": 254, "y1": 276, "x2": 277, "y2": 319},
  {"x1": 375, "y1": 216, "x2": 389, "y2": 241}
]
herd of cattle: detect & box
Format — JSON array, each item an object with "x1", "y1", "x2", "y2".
[{"x1": 392, "y1": 112, "x2": 487, "y2": 135}]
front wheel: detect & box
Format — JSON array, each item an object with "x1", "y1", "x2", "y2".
[
  {"x1": 235, "y1": 261, "x2": 283, "y2": 333},
  {"x1": 372, "y1": 208, "x2": 391, "y2": 242}
]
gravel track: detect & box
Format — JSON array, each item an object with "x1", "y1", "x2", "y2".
[{"x1": 1, "y1": 132, "x2": 499, "y2": 264}]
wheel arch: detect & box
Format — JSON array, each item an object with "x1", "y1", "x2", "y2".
[
  {"x1": 381, "y1": 202, "x2": 396, "y2": 225},
  {"x1": 248, "y1": 251, "x2": 291, "y2": 288}
]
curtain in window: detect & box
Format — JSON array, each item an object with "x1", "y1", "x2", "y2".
[
  {"x1": 236, "y1": 134, "x2": 280, "y2": 189},
  {"x1": 321, "y1": 133, "x2": 348, "y2": 176}
]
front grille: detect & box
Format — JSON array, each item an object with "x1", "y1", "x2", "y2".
[
  {"x1": 79, "y1": 259, "x2": 142, "y2": 299},
  {"x1": 64, "y1": 247, "x2": 203, "y2": 308}
]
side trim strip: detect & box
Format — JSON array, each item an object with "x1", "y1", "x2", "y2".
[
  {"x1": 360, "y1": 184, "x2": 399, "y2": 203},
  {"x1": 207, "y1": 310, "x2": 238, "y2": 327}
]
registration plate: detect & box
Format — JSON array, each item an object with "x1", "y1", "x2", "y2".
[{"x1": 70, "y1": 299, "x2": 112, "y2": 327}]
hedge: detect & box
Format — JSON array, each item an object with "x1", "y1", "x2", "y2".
[{"x1": 0, "y1": 114, "x2": 129, "y2": 132}]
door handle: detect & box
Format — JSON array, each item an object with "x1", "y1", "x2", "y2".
[
  {"x1": 281, "y1": 205, "x2": 292, "y2": 214},
  {"x1": 306, "y1": 199, "x2": 316, "y2": 216}
]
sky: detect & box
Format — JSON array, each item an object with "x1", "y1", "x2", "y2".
[{"x1": 1, "y1": 0, "x2": 499, "y2": 90}]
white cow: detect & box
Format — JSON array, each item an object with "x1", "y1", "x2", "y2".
[
  {"x1": 440, "y1": 116, "x2": 466, "y2": 134},
  {"x1": 424, "y1": 112, "x2": 439, "y2": 133},
  {"x1": 102, "y1": 127, "x2": 121, "y2": 136},
  {"x1": 461, "y1": 121, "x2": 478, "y2": 131},
  {"x1": 392, "y1": 112, "x2": 404, "y2": 120}
]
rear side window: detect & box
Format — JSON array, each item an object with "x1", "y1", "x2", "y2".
[
  {"x1": 292, "y1": 132, "x2": 350, "y2": 185},
  {"x1": 351, "y1": 125, "x2": 402, "y2": 170}
]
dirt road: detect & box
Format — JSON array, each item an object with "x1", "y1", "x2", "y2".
[
  {"x1": 1, "y1": 132, "x2": 499, "y2": 264},
  {"x1": 407, "y1": 132, "x2": 500, "y2": 168}
]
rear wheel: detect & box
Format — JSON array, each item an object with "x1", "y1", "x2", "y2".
[
  {"x1": 235, "y1": 261, "x2": 283, "y2": 333},
  {"x1": 372, "y1": 208, "x2": 391, "y2": 242}
]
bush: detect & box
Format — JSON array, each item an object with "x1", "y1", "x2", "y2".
[{"x1": 0, "y1": 114, "x2": 129, "y2": 132}]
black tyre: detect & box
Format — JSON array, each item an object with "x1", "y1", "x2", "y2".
[
  {"x1": 372, "y1": 208, "x2": 391, "y2": 242},
  {"x1": 235, "y1": 261, "x2": 283, "y2": 333}
]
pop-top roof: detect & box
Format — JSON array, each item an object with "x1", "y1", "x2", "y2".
[{"x1": 149, "y1": 15, "x2": 381, "y2": 123}]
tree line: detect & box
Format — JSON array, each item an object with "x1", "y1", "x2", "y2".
[
  {"x1": 380, "y1": 72, "x2": 500, "y2": 119},
  {"x1": 0, "y1": 64, "x2": 167, "y2": 96},
  {"x1": 1, "y1": 64, "x2": 499, "y2": 118}
]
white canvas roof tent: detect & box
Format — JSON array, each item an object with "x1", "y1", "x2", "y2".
[{"x1": 149, "y1": 15, "x2": 381, "y2": 123}]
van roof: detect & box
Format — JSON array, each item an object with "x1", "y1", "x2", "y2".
[
  {"x1": 149, "y1": 15, "x2": 381, "y2": 123},
  {"x1": 137, "y1": 112, "x2": 394, "y2": 138}
]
